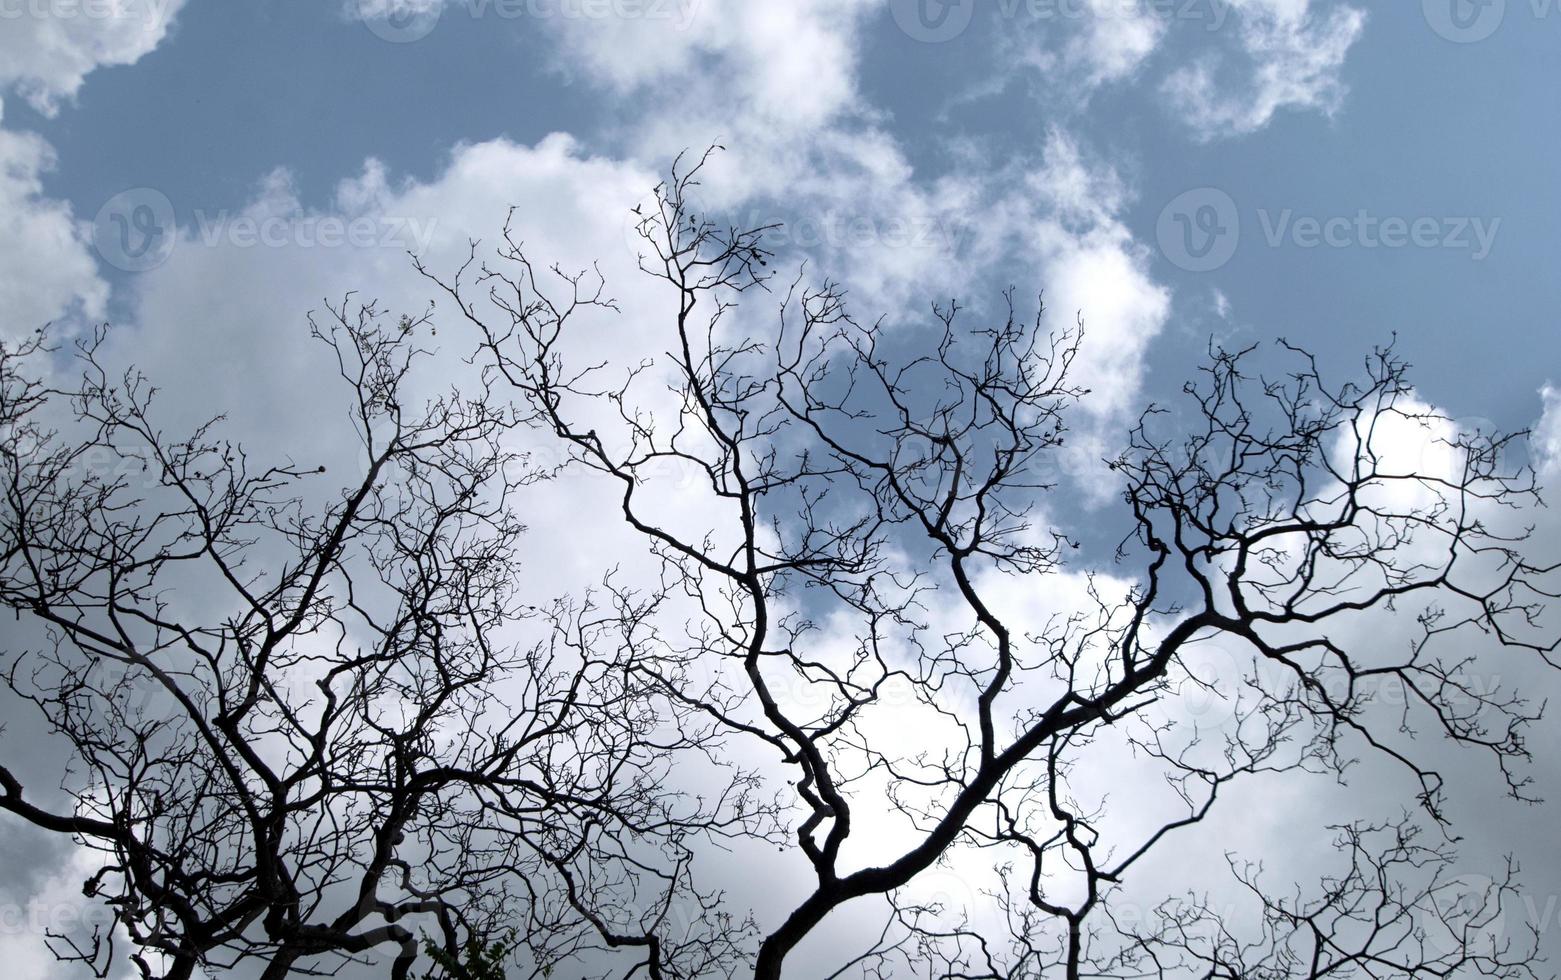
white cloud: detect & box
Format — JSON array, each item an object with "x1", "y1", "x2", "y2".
[
  {"x1": 114, "y1": 135, "x2": 664, "y2": 455},
  {"x1": 995, "y1": 0, "x2": 1365, "y2": 140},
  {"x1": 1010, "y1": 0, "x2": 1168, "y2": 90},
  {"x1": 346, "y1": 0, "x2": 1168, "y2": 432},
  {"x1": 1213, "y1": 287, "x2": 1231, "y2": 319},
  {"x1": 1535, "y1": 384, "x2": 1561, "y2": 481},
  {"x1": 0, "y1": 836, "x2": 139, "y2": 980},
  {"x1": 0, "y1": 100, "x2": 108, "y2": 335},
  {"x1": 527, "y1": 0, "x2": 873, "y2": 132},
  {"x1": 1161, "y1": 0, "x2": 1366, "y2": 140},
  {"x1": 994, "y1": 132, "x2": 1171, "y2": 499},
  {"x1": 1074, "y1": 0, "x2": 1167, "y2": 83},
  {"x1": 0, "y1": 0, "x2": 188, "y2": 336},
  {"x1": 350, "y1": 0, "x2": 874, "y2": 138},
  {"x1": 0, "y1": 0, "x2": 186, "y2": 116}
]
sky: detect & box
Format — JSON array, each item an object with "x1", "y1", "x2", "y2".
[
  {"x1": 3, "y1": 0, "x2": 1561, "y2": 976},
  {"x1": 6, "y1": 0, "x2": 1559, "y2": 420}
]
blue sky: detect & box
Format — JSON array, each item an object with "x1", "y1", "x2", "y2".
[{"x1": 5, "y1": 0, "x2": 1557, "y2": 428}]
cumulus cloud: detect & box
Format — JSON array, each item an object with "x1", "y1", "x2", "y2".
[
  {"x1": 0, "y1": 0, "x2": 186, "y2": 115},
  {"x1": 0, "y1": 835, "x2": 135, "y2": 980},
  {"x1": 543, "y1": 0, "x2": 870, "y2": 125},
  {"x1": 113, "y1": 134, "x2": 661, "y2": 458},
  {"x1": 350, "y1": 0, "x2": 874, "y2": 138},
  {"x1": 531, "y1": 0, "x2": 887, "y2": 214},
  {"x1": 0, "y1": 0, "x2": 188, "y2": 336},
  {"x1": 985, "y1": 132, "x2": 1171, "y2": 499},
  {"x1": 345, "y1": 0, "x2": 1170, "y2": 439},
  {"x1": 0, "y1": 100, "x2": 107, "y2": 335}
]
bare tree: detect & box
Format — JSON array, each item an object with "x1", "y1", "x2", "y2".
[
  {"x1": 0, "y1": 305, "x2": 762, "y2": 979},
  {"x1": 422, "y1": 151, "x2": 1558, "y2": 979},
  {"x1": 3, "y1": 151, "x2": 1555, "y2": 980}
]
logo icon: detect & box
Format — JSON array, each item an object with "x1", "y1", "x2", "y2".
[
  {"x1": 120, "y1": 671, "x2": 188, "y2": 729},
  {"x1": 1423, "y1": 874, "x2": 1506, "y2": 959},
  {"x1": 93, "y1": 188, "x2": 177, "y2": 273},
  {"x1": 1423, "y1": 0, "x2": 1505, "y2": 42},
  {"x1": 889, "y1": 0, "x2": 975, "y2": 42},
  {"x1": 0, "y1": 421, "x2": 44, "y2": 468},
  {"x1": 359, "y1": 0, "x2": 442, "y2": 42},
  {"x1": 1157, "y1": 188, "x2": 1240, "y2": 273}
]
